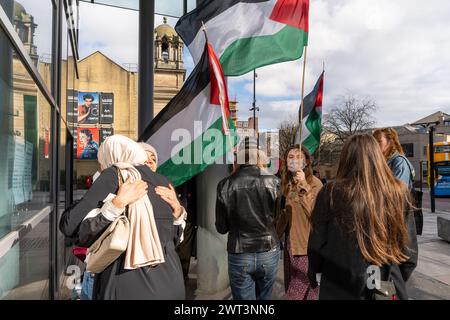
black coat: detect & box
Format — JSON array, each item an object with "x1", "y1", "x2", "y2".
[
  {"x1": 215, "y1": 165, "x2": 282, "y2": 253},
  {"x1": 307, "y1": 184, "x2": 418, "y2": 300},
  {"x1": 59, "y1": 165, "x2": 185, "y2": 300}
]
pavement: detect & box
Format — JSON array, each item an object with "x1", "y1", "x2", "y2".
[{"x1": 406, "y1": 210, "x2": 450, "y2": 299}]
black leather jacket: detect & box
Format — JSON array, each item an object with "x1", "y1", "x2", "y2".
[{"x1": 215, "y1": 165, "x2": 282, "y2": 253}]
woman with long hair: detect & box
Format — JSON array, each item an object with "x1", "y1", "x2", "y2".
[
  {"x1": 278, "y1": 145, "x2": 323, "y2": 300},
  {"x1": 307, "y1": 134, "x2": 418, "y2": 300},
  {"x1": 373, "y1": 128, "x2": 415, "y2": 189}
]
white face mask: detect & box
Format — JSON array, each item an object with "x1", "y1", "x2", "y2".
[
  {"x1": 287, "y1": 159, "x2": 305, "y2": 173},
  {"x1": 92, "y1": 171, "x2": 101, "y2": 182}
]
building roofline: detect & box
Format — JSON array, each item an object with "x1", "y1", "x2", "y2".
[{"x1": 78, "y1": 51, "x2": 130, "y2": 72}]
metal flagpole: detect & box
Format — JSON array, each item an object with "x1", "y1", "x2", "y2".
[{"x1": 298, "y1": 45, "x2": 308, "y2": 147}]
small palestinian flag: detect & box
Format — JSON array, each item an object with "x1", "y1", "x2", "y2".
[
  {"x1": 176, "y1": 0, "x2": 309, "y2": 76},
  {"x1": 295, "y1": 71, "x2": 324, "y2": 154},
  {"x1": 139, "y1": 37, "x2": 237, "y2": 187}
]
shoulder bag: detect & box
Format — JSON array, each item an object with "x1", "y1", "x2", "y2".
[{"x1": 86, "y1": 168, "x2": 130, "y2": 273}]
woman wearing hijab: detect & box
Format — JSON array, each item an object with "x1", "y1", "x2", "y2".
[
  {"x1": 138, "y1": 142, "x2": 158, "y2": 173},
  {"x1": 60, "y1": 135, "x2": 186, "y2": 300},
  {"x1": 138, "y1": 142, "x2": 187, "y2": 244}
]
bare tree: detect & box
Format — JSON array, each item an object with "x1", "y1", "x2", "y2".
[
  {"x1": 278, "y1": 118, "x2": 299, "y2": 159},
  {"x1": 323, "y1": 94, "x2": 377, "y2": 143}
]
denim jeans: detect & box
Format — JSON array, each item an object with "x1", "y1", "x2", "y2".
[
  {"x1": 80, "y1": 271, "x2": 95, "y2": 300},
  {"x1": 228, "y1": 247, "x2": 280, "y2": 300}
]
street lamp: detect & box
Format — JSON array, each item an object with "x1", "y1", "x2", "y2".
[{"x1": 249, "y1": 70, "x2": 259, "y2": 135}]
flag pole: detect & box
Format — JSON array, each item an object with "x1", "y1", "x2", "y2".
[
  {"x1": 316, "y1": 60, "x2": 325, "y2": 165},
  {"x1": 298, "y1": 45, "x2": 308, "y2": 147}
]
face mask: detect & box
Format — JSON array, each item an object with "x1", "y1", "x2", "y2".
[{"x1": 287, "y1": 159, "x2": 305, "y2": 172}]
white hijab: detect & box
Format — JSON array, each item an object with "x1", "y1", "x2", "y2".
[{"x1": 98, "y1": 135, "x2": 165, "y2": 269}]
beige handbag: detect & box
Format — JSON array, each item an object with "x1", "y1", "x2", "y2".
[{"x1": 86, "y1": 168, "x2": 130, "y2": 274}]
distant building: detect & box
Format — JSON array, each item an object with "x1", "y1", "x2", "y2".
[{"x1": 236, "y1": 117, "x2": 258, "y2": 137}]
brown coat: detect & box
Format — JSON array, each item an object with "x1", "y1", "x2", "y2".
[{"x1": 276, "y1": 175, "x2": 323, "y2": 256}]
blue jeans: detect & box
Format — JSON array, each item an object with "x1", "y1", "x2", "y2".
[
  {"x1": 80, "y1": 271, "x2": 95, "y2": 300},
  {"x1": 228, "y1": 247, "x2": 280, "y2": 300}
]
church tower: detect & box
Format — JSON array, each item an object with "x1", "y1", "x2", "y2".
[{"x1": 154, "y1": 17, "x2": 186, "y2": 116}]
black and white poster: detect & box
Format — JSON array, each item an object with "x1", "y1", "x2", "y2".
[
  {"x1": 67, "y1": 89, "x2": 78, "y2": 123},
  {"x1": 100, "y1": 93, "x2": 114, "y2": 124},
  {"x1": 100, "y1": 128, "x2": 114, "y2": 145}
]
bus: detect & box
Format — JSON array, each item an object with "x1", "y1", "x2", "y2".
[{"x1": 428, "y1": 142, "x2": 450, "y2": 197}]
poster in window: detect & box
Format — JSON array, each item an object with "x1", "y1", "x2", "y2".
[
  {"x1": 44, "y1": 127, "x2": 50, "y2": 159},
  {"x1": 67, "y1": 89, "x2": 78, "y2": 123},
  {"x1": 73, "y1": 129, "x2": 78, "y2": 156},
  {"x1": 100, "y1": 128, "x2": 114, "y2": 145},
  {"x1": 76, "y1": 128, "x2": 99, "y2": 160},
  {"x1": 77, "y1": 92, "x2": 99, "y2": 124},
  {"x1": 100, "y1": 93, "x2": 114, "y2": 124}
]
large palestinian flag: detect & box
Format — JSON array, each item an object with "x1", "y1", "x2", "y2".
[
  {"x1": 295, "y1": 71, "x2": 324, "y2": 154},
  {"x1": 176, "y1": 0, "x2": 309, "y2": 76},
  {"x1": 139, "y1": 39, "x2": 237, "y2": 187}
]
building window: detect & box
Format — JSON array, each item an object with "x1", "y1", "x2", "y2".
[
  {"x1": 0, "y1": 28, "x2": 52, "y2": 300},
  {"x1": 162, "y1": 38, "x2": 169, "y2": 63},
  {"x1": 402, "y1": 143, "x2": 414, "y2": 157},
  {"x1": 424, "y1": 146, "x2": 428, "y2": 156}
]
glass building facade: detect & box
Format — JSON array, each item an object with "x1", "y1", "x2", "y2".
[
  {"x1": 0, "y1": 0, "x2": 79, "y2": 299},
  {"x1": 0, "y1": 0, "x2": 197, "y2": 300}
]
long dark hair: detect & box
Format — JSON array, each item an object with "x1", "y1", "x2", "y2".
[
  {"x1": 327, "y1": 134, "x2": 411, "y2": 266},
  {"x1": 281, "y1": 144, "x2": 313, "y2": 196}
]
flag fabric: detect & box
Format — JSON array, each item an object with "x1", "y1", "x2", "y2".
[
  {"x1": 139, "y1": 38, "x2": 237, "y2": 187},
  {"x1": 295, "y1": 71, "x2": 324, "y2": 154},
  {"x1": 175, "y1": 0, "x2": 309, "y2": 76}
]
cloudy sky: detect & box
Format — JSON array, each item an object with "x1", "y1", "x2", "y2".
[{"x1": 19, "y1": 0, "x2": 450, "y2": 131}]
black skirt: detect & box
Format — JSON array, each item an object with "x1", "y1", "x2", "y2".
[{"x1": 93, "y1": 241, "x2": 185, "y2": 300}]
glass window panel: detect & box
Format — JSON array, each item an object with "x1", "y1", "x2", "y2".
[
  {"x1": 79, "y1": 0, "x2": 138, "y2": 10},
  {"x1": 0, "y1": 0, "x2": 54, "y2": 89},
  {"x1": 78, "y1": 0, "x2": 193, "y2": 17},
  {"x1": 0, "y1": 27, "x2": 52, "y2": 300},
  {"x1": 187, "y1": 0, "x2": 196, "y2": 13},
  {"x1": 436, "y1": 145, "x2": 450, "y2": 153}
]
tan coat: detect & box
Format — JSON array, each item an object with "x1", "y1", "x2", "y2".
[{"x1": 285, "y1": 175, "x2": 323, "y2": 256}]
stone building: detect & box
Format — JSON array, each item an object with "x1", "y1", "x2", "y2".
[{"x1": 54, "y1": 19, "x2": 187, "y2": 178}]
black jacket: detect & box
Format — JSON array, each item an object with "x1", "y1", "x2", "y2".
[
  {"x1": 59, "y1": 166, "x2": 185, "y2": 300},
  {"x1": 307, "y1": 184, "x2": 418, "y2": 300},
  {"x1": 215, "y1": 165, "x2": 282, "y2": 253}
]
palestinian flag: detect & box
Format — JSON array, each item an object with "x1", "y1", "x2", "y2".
[
  {"x1": 176, "y1": 0, "x2": 309, "y2": 76},
  {"x1": 295, "y1": 71, "x2": 324, "y2": 154},
  {"x1": 139, "y1": 38, "x2": 237, "y2": 187}
]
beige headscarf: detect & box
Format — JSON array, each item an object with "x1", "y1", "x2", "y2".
[{"x1": 98, "y1": 135, "x2": 165, "y2": 269}]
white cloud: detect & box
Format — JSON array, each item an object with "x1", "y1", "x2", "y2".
[
  {"x1": 234, "y1": 0, "x2": 450, "y2": 129},
  {"x1": 77, "y1": 4, "x2": 180, "y2": 65}
]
